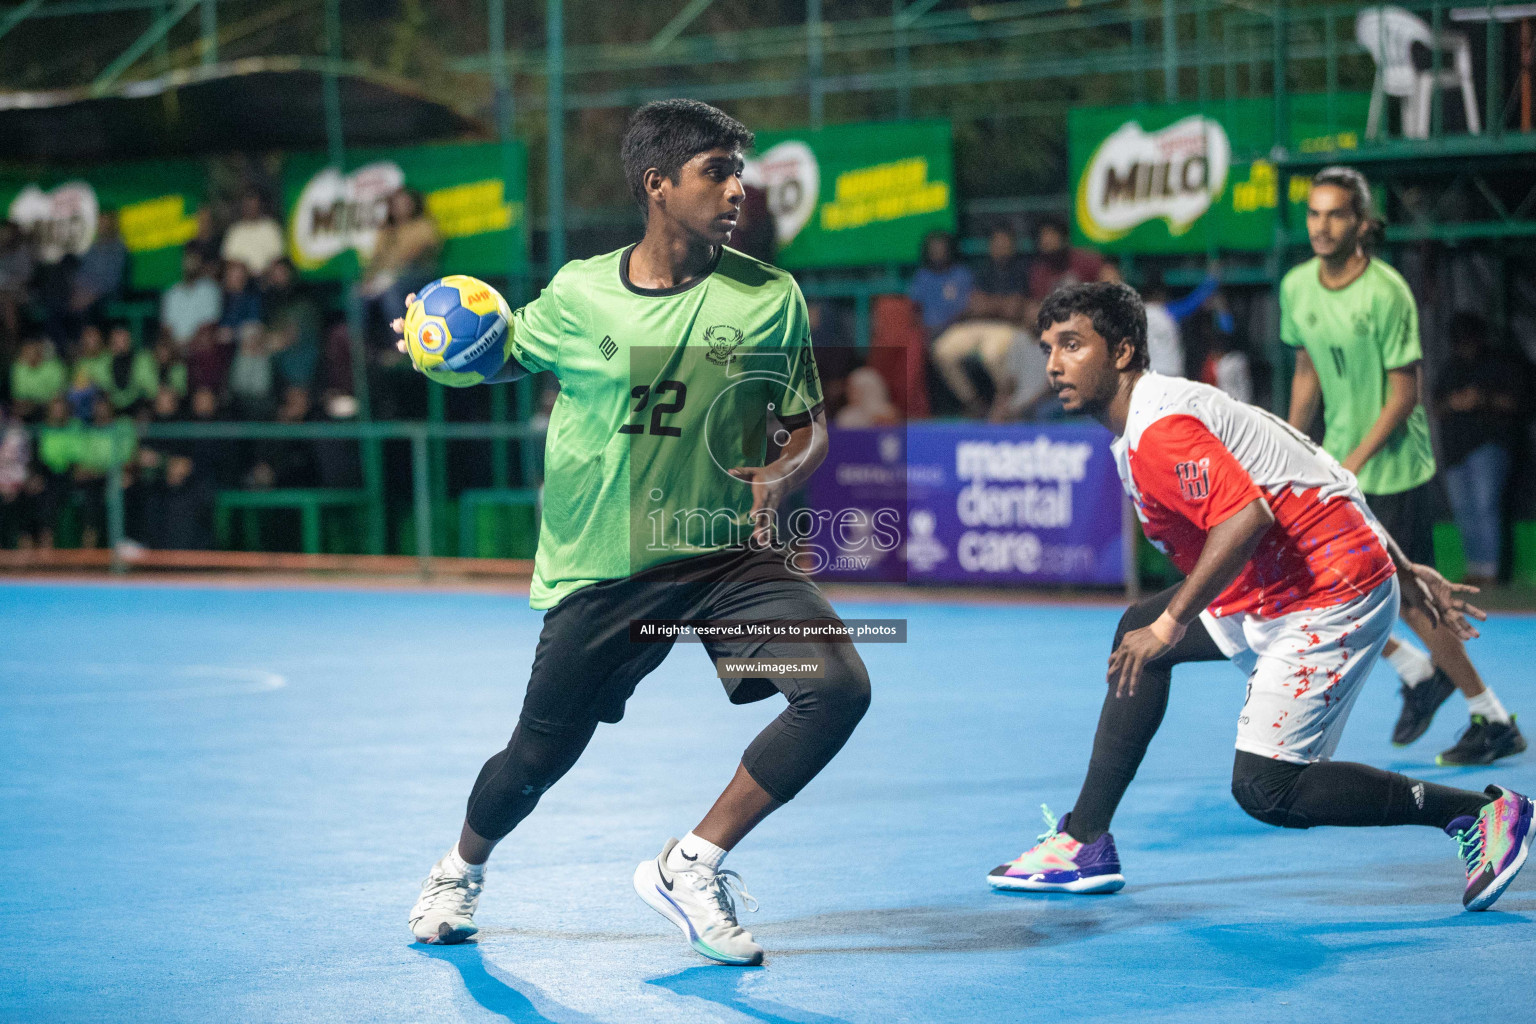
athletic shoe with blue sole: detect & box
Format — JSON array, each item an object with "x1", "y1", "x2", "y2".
[
  {"x1": 988, "y1": 807, "x2": 1126, "y2": 894},
  {"x1": 633, "y1": 838, "x2": 764, "y2": 965},
  {"x1": 1447, "y1": 785, "x2": 1535, "y2": 911}
]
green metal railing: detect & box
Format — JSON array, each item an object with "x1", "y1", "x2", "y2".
[{"x1": 103, "y1": 419, "x2": 546, "y2": 576}]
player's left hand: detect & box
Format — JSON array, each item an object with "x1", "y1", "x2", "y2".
[
  {"x1": 1107, "y1": 626, "x2": 1171, "y2": 698},
  {"x1": 1404, "y1": 562, "x2": 1486, "y2": 640},
  {"x1": 728, "y1": 464, "x2": 788, "y2": 546}
]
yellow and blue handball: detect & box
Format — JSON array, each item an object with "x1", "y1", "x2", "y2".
[{"x1": 403, "y1": 275, "x2": 514, "y2": 387}]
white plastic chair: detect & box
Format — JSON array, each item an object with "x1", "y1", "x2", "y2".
[{"x1": 1356, "y1": 6, "x2": 1481, "y2": 139}]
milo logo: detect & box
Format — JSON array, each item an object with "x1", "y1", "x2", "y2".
[
  {"x1": 288, "y1": 161, "x2": 406, "y2": 270},
  {"x1": 742, "y1": 141, "x2": 820, "y2": 248},
  {"x1": 9, "y1": 181, "x2": 98, "y2": 263},
  {"x1": 1076, "y1": 115, "x2": 1231, "y2": 243}
]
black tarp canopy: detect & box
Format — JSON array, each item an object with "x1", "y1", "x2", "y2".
[{"x1": 0, "y1": 57, "x2": 486, "y2": 163}]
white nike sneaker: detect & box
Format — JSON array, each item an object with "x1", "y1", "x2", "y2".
[
  {"x1": 409, "y1": 849, "x2": 483, "y2": 944},
  {"x1": 632, "y1": 838, "x2": 764, "y2": 966}
]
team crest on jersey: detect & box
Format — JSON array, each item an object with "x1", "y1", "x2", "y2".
[
  {"x1": 703, "y1": 324, "x2": 744, "y2": 366},
  {"x1": 1353, "y1": 313, "x2": 1371, "y2": 337},
  {"x1": 1175, "y1": 458, "x2": 1211, "y2": 501}
]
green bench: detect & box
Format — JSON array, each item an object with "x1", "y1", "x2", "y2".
[
  {"x1": 458, "y1": 487, "x2": 542, "y2": 558},
  {"x1": 215, "y1": 489, "x2": 371, "y2": 554}
]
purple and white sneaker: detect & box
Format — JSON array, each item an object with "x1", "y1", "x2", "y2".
[{"x1": 987, "y1": 807, "x2": 1125, "y2": 893}]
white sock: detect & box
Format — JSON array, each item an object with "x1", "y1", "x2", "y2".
[
  {"x1": 1467, "y1": 688, "x2": 1513, "y2": 725},
  {"x1": 1385, "y1": 641, "x2": 1434, "y2": 687},
  {"x1": 668, "y1": 832, "x2": 728, "y2": 872},
  {"x1": 447, "y1": 843, "x2": 486, "y2": 880}
]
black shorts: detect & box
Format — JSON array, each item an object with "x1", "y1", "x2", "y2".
[
  {"x1": 1365, "y1": 482, "x2": 1435, "y2": 565},
  {"x1": 521, "y1": 545, "x2": 849, "y2": 732}
]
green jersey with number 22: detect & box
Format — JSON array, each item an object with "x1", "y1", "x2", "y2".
[{"x1": 505, "y1": 244, "x2": 825, "y2": 610}]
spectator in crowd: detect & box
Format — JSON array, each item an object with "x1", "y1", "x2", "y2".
[
  {"x1": 9, "y1": 335, "x2": 66, "y2": 422},
  {"x1": 727, "y1": 184, "x2": 776, "y2": 264},
  {"x1": 907, "y1": 230, "x2": 973, "y2": 342},
  {"x1": 217, "y1": 259, "x2": 264, "y2": 344},
  {"x1": 991, "y1": 331, "x2": 1057, "y2": 423},
  {"x1": 101, "y1": 322, "x2": 150, "y2": 411},
  {"x1": 69, "y1": 209, "x2": 128, "y2": 324},
  {"x1": 0, "y1": 405, "x2": 33, "y2": 547},
  {"x1": 1141, "y1": 267, "x2": 1220, "y2": 378},
  {"x1": 1197, "y1": 316, "x2": 1254, "y2": 405},
  {"x1": 1434, "y1": 311, "x2": 1526, "y2": 586},
  {"x1": 263, "y1": 258, "x2": 321, "y2": 392},
  {"x1": 186, "y1": 206, "x2": 222, "y2": 268},
  {"x1": 131, "y1": 386, "x2": 216, "y2": 551},
  {"x1": 245, "y1": 385, "x2": 319, "y2": 489},
  {"x1": 228, "y1": 321, "x2": 275, "y2": 420},
  {"x1": 0, "y1": 221, "x2": 35, "y2": 348},
  {"x1": 160, "y1": 249, "x2": 222, "y2": 351},
  {"x1": 1026, "y1": 215, "x2": 1116, "y2": 320},
  {"x1": 221, "y1": 191, "x2": 285, "y2": 278},
  {"x1": 71, "y1": 391, "x2": 136, "y2": 549},
  {"x1": 360, "y1": 188, "x2": 441, "y2": 350},
  {"x1": 68, "y1": 324, "x2": 110, "y2": 417},
  {"x1": 139, "y1": 337, "x2": 189, "y2": 405},
  {"x1": 931, "y1": 224, "x2": 1030, "y2": 418},
  {"x1": 833, "y1": 367, "x2": 901, "y2": 428},
  {"x1": 31, "y1": 395, "x2": 78, "y2": 548},
  {"x1": 184, "y1": 385, "x2": 238, "y2": 488},
  {"x1": 35, "y1": 245, "x2": 78, "y2": 351},
  {"x1": 186, "y1": 323, "x2": 232, "y2": 396}
]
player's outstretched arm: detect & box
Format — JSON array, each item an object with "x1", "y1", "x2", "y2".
[
  {"x1": 390, "y1": 292, "x2": 528, "y2": 385},
  {"x1": 1108, "y1": 497, "x2": 1274, "y2": 698},
  {"x1": 1380, "y1": 528, "x2": 1487, "y2": 640}
]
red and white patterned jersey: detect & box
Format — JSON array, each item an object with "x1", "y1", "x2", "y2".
[{"x1": 1113, "y1": 373, "x2": 1395, "y2": 619}]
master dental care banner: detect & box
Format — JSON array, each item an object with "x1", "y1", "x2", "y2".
[
  {"x1": 283, "y1": 140, "x2": 529, "y2": 279},
  {"x1": 744, "y1": 120, "x2": 955, "y2": 270},
  {"x1": 1068, "y1": 93, "x2": 1370, "y2": 254},
  {"x1": 809, "y1": 422, "x2": 1125, "y2": 586}
]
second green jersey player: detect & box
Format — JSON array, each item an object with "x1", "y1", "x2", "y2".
[
  {"x1": 404, "y1": 100, "x2": 871, "y2": 967},
  {"x1": 1284, "y1": 166, "x2": 1523, "y2": 767}
]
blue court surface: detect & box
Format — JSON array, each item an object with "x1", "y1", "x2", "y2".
[{"x1": 2, "y1": 580, "x2": 1532, "y2": 1024}]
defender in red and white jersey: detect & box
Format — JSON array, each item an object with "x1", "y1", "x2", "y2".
[{"x1": 985, "y1": 282, "x2": 1531, "y2": 912}]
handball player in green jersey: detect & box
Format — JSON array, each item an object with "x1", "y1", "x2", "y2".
[
  {"x1": 1283, "y1": 167, "x2": 1524, "y2": 766},
  {"x1": 400, "y1": 100, "x2": 870, "y2": 964}
]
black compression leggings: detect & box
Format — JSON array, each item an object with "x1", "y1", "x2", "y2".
[
  {"x1": 463, "y1": 644, "x2": 870, "y2": 843},
  {"x1": 1066, "y1": 585, "x2": 1490, "y2": 844}
]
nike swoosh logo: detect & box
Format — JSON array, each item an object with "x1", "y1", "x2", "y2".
[
  {"x1": 660, "y1": 871, "x2": 674, "y2": 892},
  {"x1": 680, "y1": 850, "x2": 698, "y2": 861}
]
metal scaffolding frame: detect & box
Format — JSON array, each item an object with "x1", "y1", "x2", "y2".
[{"x1": 4, "y1": 0, "x2": 1534, "y2": 555}]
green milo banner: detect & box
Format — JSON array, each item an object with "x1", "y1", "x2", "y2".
[
  {"x1": 0, "y1": 161, "x2": 203, "y2": 290},
  {"x1": 1069, "y1": 94, "x2": 1371, "y2": 253},
  {"x1": 282, "y1": 140, "x2": 529, "y2": 280},
  {"x1": 744, "y1": 120, "x2": 955, "y2": 269}
]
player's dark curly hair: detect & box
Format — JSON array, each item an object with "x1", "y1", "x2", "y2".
[
  {"x1": 622, "y1": 99, "x2": 754, "y2": 219},
  {"x1": 1311, "y1": 165, "x2": 1384, "y2": 249},
  {"x1": 1037, "y1": 281, "x2": 1149, "y2": 372}
]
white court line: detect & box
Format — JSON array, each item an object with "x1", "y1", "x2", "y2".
[{"x1": 0, "y1": 663, "x2": 287, "y2": 705}]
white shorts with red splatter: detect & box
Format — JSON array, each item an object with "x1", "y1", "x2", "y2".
[{"x1": 1201, "y1": 575, "x2": 1400, "y2": 765}]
